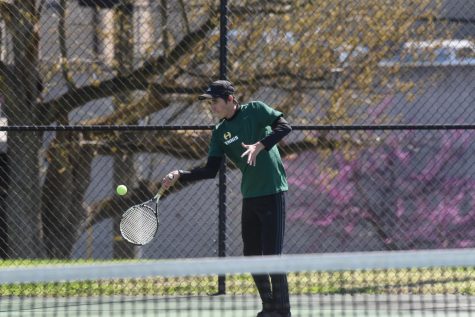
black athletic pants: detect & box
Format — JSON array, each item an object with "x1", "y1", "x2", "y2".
[{"x1": 241, "y1": 192, "x2": 290, "y2": 315}]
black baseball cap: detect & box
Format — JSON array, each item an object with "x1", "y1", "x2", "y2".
[{"x1": 198, "y1": 80, "x2": 235, "y2": 100}]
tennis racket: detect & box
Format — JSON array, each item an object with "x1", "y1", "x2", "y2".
[{"x1": 119, "y1": 185, "x2": 167, "y2": 246}]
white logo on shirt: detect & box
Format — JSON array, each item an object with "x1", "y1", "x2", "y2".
[{"x1": 224, "y1": 135, "x2": 239, "y2": 145}]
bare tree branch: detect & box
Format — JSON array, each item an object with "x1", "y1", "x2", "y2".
[
  {"x1": 0, "y1": 60, "x2": 13, "y2": 77},
  {"x1": 79, "y1": 85, "x2": 207, "y2": 125},
  {"x1": 81, "y1": 130, "x2": 210, "y2": 159},
  {"x1": 160, "y1": 0, "x2": 170, "y2": 52},
  {"x1": 58, "y1": 0, "x2": 76, "y2": 90},
  {"x1": 36, "y1": 15, "x2": 218, "y2": 125},
  {"x1": 0, "y1": 1, "x2": 17, "y2": 29},
  {"x1": 81, "y1": 92, "x2": 169, "y2": 125},
  {"x1": 230, "y1": 2, "x2": 303, "y2": 15},
  {"x1": 178, "y1": 0, "x2": 190, "y2": 34},
  {"x1": 36, "y1": 0, "x2": 47, "y2": 16}
]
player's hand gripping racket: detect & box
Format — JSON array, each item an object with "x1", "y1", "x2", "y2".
[{"x1": 119, "y1": 181, "x2": 170, "y2": 245}]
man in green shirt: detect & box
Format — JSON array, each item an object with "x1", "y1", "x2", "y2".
[{"x1": 162, "y1": 80, "x2": 292, "y2": 317}]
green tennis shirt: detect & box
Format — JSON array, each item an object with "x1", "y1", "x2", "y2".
[{"x1": 208, "y1": 101, "x2": 288, "y2": 198}]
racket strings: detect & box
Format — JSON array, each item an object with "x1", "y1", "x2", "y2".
[{"x1": 120, "y1": 205, "x2": 158, "y2": 245}]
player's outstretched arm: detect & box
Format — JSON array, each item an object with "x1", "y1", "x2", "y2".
[{"x1": 161, "y1": 156, "x2": 223, "y2": 190}]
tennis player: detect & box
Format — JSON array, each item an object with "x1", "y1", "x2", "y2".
[{"x1": 162, "y1": 80, "x2": 292, "y2": 317}]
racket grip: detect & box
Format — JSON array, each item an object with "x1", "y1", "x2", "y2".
[
  {"x1": 156, "y1": 174, "x2": 173, "y2": 197},
  {"x1": 157, "y1": 186, "x2": 166, "y2": 197}
]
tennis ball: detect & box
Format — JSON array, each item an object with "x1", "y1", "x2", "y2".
[{"x1": 116, "y1": 184, "x2": 127, "y2": 196}]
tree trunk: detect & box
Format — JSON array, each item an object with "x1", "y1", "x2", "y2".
[
  {"x1": 4, "y1": 1, "x2": 42, "y2": 258},
  {"x1": 5, "y1": 133, "x2": 42, "y2": 258},
  {"x1": 42, "y1": 136, "x2": 94, "y2": 258}
]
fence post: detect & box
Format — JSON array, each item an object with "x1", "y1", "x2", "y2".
[{"x1": 217, "y1": 0, "x2": 228, "y2": 295}]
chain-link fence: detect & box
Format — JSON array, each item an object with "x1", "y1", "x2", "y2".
[{"x1": 0, "y1": 0, "x2": 474, "y2": 260}]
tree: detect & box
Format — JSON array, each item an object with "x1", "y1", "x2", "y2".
[
  {"x1": 0, "y1": 1, "x2": 43, "y2": 258},
  {"x1": 286, "y1": 129, "x2": 475, "y2": 251},
  {"x1": 0, "y1": 0, "x2": 447, "y2": 258}
]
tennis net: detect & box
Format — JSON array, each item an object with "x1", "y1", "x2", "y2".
[{"x1": 1, "y1": 249, "x2": 475, "y2": 316}]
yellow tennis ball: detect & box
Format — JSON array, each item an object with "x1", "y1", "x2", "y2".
[{"x1": 116, "y1": 185, "x2": 127, "y2": 196}]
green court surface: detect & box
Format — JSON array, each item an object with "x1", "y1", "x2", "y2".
[{"x1": 1, "y1": 294, "x2": 474, "y2": 317}]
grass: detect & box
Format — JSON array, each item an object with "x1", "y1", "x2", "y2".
[
  {"x1": 0, "y1": 259, "x2": 143, "y2": 266},
  {"x1": 1, "y1": 263, "x2": 475, "y2": 297}
]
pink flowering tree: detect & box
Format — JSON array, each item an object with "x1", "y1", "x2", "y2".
[{"x1": 285, "y1": 129, "x2": 475, "y2": 251}]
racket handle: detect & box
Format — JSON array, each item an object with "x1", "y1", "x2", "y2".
[
  {"x1": 157, "y1": 186, "x2": 166, "y2": 197},
  {"x1": 156, "y1": 174, "x2": 173, "y2": 198}
]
